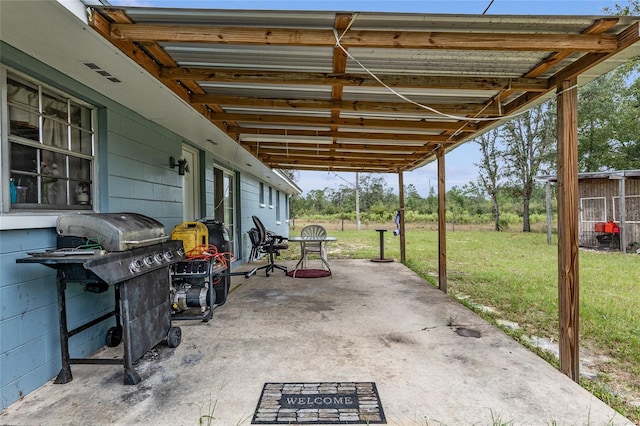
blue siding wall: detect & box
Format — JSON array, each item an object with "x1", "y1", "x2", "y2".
[
  {"x1": 1, "y1": 44, "x2": 184, "y2": 410},
  {"x1": 104, "y1": 109, "x2": 184, "y2": 231},
  {"x1": 238, "y1": 174, "x2": 291, "y2": 263},
  {"x1": 0, "y1": 229, "x2": 114, "y2": 409}
]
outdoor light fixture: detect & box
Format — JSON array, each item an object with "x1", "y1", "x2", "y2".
[{"x1": 169, "y1": 156, "x2": 189, "y2": 176}]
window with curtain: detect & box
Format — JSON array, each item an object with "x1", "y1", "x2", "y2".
[{"x1": 4, "y1": 69, "x2": 95, "y2": 210}]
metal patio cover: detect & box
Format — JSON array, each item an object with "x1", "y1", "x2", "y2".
[{"x1": 89, "y1": 7, "x2": 640, "y2": 174}]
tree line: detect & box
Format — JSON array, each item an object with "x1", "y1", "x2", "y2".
[{"x1": 288, "y1": 1, "x2": 639, "y2": 230}]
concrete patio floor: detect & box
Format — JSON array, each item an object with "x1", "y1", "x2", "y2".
[{"x1": 0, "y1": 259, "x2": 631, "y2": 425}]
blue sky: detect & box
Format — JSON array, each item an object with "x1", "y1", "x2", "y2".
[
  {"x1": 108, "y1": 0, "x2": 620, "y2": 14},
  {"x1": 107, "y1": 0, "x2": 622, "y2": 195}
]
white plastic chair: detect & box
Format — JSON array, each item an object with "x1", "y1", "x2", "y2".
[{"x1": 300, "y1": 225, "x2": 328, "y2": 269}]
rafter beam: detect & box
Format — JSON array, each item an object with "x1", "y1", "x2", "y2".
[
  {"x1": 256, "y1": 150, "x2": 417, "y2": 161},
  {"x1": 161, "y1": 67, "x2": 549, "y2": 92},
  {"x1": 230, "y1": 127, "x2": 450, "y2": 142},
  {"x1": 261, "y1": 156, "x2": 408, "y2": 168},
  {"x1": 110, "y1": 24, "x2": 618, "y2": 52},
  {"x1": 506, "y1": 20, "x2": 640, "y2": 115},
  {"x1": 281, "y1": 165, "x2": 396, "y2": 173},
  {"x1": 193, "y1": 94, "x2": 501, "y2": 116},
  {"x1": 88, "y1": 10, "x2": 224, "y2": 124},
  {"x1": 208, "y1": 112, "x2": 479, "y2": 131},
  {"x1": 240, "y1": 141, "x2": 440, "y2": 153}
]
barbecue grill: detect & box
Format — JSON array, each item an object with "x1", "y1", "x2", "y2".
[{"x1": 16, "y1": 213, "x2": 185, "y2": 385}]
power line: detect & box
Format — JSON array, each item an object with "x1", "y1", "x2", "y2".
[{"x1": 482, "y1": 0, "x2": 495, "y2": 15}]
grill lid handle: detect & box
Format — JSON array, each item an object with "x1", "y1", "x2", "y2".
[{"x1": 123, "y1": 236, "x2": 169, "y2": 245}]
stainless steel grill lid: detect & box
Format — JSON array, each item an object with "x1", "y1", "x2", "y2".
[{"x1": 56, "y1": 213, "x2": 168, "y2": 251}]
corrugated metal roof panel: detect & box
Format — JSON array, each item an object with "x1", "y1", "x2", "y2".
[
  {"x1": 87, "y1": 6, "x2": 640, "y2": 173},
  {"x1": 347, "y1": 13, "x2": 619, "y2": 33},
  {"x1": 121, "y1": 8, "x2": 338, "y2": 28},
  {"x1": 346, "y1": 48, "x2": 547, "y2": 77},
  {"x1": 201, "y1": 83, "x2": 333, "y2": 100},
  {"x1": 161, "y1": 43, "x2": 334, "y2": 72}
]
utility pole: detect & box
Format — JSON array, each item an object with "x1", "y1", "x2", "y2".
[
  {"x1": 355, "y1": 172, "x2": 361, "y2": 230},
  {"x1": 333, "y1": 171, "x2": 361, "y2": 230}
]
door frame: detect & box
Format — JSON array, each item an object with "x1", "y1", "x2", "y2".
[{"x1": 181, "y1": 144, "x2": 200, "y2": 222}]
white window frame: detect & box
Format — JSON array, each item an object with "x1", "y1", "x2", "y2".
[
  {"x1": 259, "y1": 181, "x2": 265, "y2": 208},
  {"x1": 613, "y1": 194, "x2": 640, "y2": 224},
  {"x1": 579, "y1": 197, "x2": 606, "y2": 223},
  {"x1": 1, "y1": 66, "x2": 97, "y2": 230}
]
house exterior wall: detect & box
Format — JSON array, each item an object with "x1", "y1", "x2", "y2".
[
  {"x1": 237, "y1": 173, "x2": 290, "y2": 263},
  {"x1": 238, "y1": 174, "x2": 291, "y2": 263},
  {"x1": 1, "y1": 42, "x2": 292, "y2": 411},
  {"x1": 0, "y1": 228, "x2": 114, "y2": 410},
  {"x1": 102, "y1": 108, "x2": 183, "y2": 230},
  {"x1": 578, "y1": 177, "x2": 640, "y2": 249}
]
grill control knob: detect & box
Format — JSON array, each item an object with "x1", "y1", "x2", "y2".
[
  {"x1": 154, "y1": 253, "x2": 164, "y2": 263},
  {"x1": 143, "y1": 256, "x2": 154, "y2": 266},
  {"x1": 164, "y1": 251, "x2": 174, "y2": 261},
  {"x1": 129, "y1": 259, "x2": 144, "y2": 273}
]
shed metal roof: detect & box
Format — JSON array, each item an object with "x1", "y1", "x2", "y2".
[{"x1": 88, "y1": 7, "x2": 640, "y2": 174}]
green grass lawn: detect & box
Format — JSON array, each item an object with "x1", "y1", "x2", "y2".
[{"x1": 284, "y1": 223, "x2": 640, "y2": 421}]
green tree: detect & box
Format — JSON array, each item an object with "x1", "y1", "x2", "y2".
[
  {"x1": 603, "y1": 0, "x2": 640, "y2": 15},
  {"x1": 589, "y1": 1, "x2": 640, "y2": 170},
  {"x1": 278, "y1": 169, "x2": 298, "y2": 183},
  {"x1": 404, "y1": 184, "x2": 426, "y2": 213},
  {"x1": 501, "y1": 103, "x2": 556, "y2": 232},
  {"x1": 578, "y1": 63, "x2": 640, "y2": 171},
  {"x1": 475, "y1": 128, "x2": 503, "y2": 231},
  {"x1": 357, "y1": 174, "x2": 397, "y2": 212},
  {"x1": 424, "y1": 186, "x2": 437, "y2": 214},
  {"x1": 305, "y1": 189, "x2": 332, "y2": 214},
  {"x1": 578, "y1": 74, "x2": 621, "y2": 171}
]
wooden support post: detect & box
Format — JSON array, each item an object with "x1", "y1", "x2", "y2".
[
  {"x1": 556, "y1": 78, "x2": 580, "y2": 382},
  {"x1": 619, "y1": 177, "x2": 627, "y2": 253},
  {"x1": 437, "y1": 147, "x2": 447, "y2": 293},
  {"x1": 546, "y1": 180, "x2": 553, "y2": 245},
  {"x1": 398, "y1": 172, "x2": 406, "y2": 264}
]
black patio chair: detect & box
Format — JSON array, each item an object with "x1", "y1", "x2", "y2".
[
  {"x1": 251, "y1": 215, "x2": 288, "y2": 276},
  {"x1": 248, "y1": 227, "x2": 261, "y2": 262}
]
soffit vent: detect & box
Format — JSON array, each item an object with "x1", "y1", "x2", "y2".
[{"x1": 83, "y1": 62, "x2": 121, "y2": 83}]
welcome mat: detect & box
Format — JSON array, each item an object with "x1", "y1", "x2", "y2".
[{"x1": 252, "y1": 382, "x2": 386, "y2": 424}]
